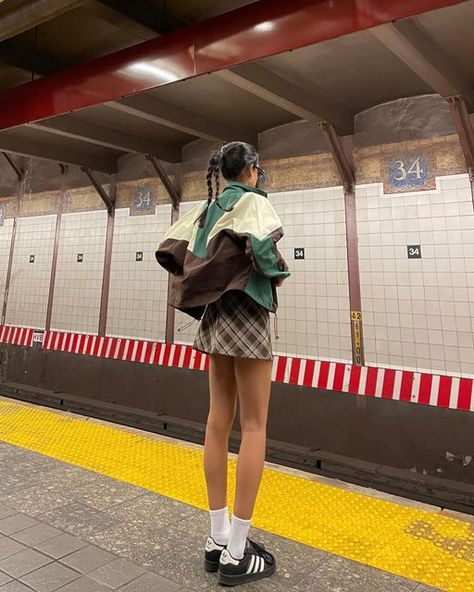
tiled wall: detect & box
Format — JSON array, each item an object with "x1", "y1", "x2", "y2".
[
  {"x1": 271, "y1": 188, "x2": 352, "y2": 361},
  {"x1": 51, "y1": 210, "x2": 108, "y2": 334},
  {"x1": 106, "y1": 204, "x2": 171, "y2": 341},
  {"x1": 0, "y1": 218, "x2": 14, "y2": 308},
  {"x1": 5, "y1": 215, "x2": 56, "y2": 328},
  {"x1": 357, "y1": 174, "x2": 474, "y2": 376}
]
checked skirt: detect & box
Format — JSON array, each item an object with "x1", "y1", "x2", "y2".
[{"x1": 193, "y1": 290, "x2": 272, "y2": 360}]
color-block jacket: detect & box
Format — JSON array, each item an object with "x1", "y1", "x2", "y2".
[{"x1": 155, "y1": 182, "x2": 290, "y2": 320}]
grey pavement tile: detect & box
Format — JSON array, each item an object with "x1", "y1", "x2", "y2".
[
  {"x1": 0, "y1": 537, "x2": 27, "y2": 560},
  {"x1": 119, "y1": 572, "x2": 181, "y2": 592},
  {"x1": 19, "y1": 562, "x2": 81, "y2": 592},
  {"x1": 52, "y1": 576, "x2": 110, "y2": 591},
  {"x1": 59, "y1": 545, "x2": 116, "y2": 573},
  {"x1": 0, "y1": 548, "x2": 52, "y2": 578},
  {"x1": 0, "y1": 507, "x2": 16, "y2": 522},
  {"x1": 11, "y1": 524, "x2": 63, "y2": 546},
  {"x1": 34, "y1": 533, "x2": 88, "y2": 560},
  {"x1": 0, "y1": 514, "x2": 39, "y2": 536},
  {"x1": 70, "y1": 479, "x2": 146, "y2": 511},
  {"x1": 38, "y1": 503, "x2": 120, "y2": 539},
  {"x1": 0, "y1": 572, "x2": 12, "y2": 586},
  {"x1": 88, "y1": 558, "x2": 145, "y2": 589},
  {"x1": 103, "y1": 492, "x2": 197, "y2": 528},
  {"x1": 86, "y1": 521, "x2": 170, "y2": 567},
  {"x1": 0, "y1": 485, "x2": 71, "y2": 517},
  {"x1": 292, "y1": 555, "x2": 420, "y2": 591},
  {"x1": 0, "y1": 581, "x2": 35, "y2": 592}
]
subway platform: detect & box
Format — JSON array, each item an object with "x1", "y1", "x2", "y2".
[{"x1": 0, "y1": 396, "x2": 472, "y2": 592}]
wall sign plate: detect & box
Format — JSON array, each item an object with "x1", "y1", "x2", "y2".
[
  {"x1": 389, "y1": 155, "x2": 428, "y2": 189},
  {"x1": 407, "y1": 245, "x2": 422, "y2": 259},
  {"x1": 294, "y1": 248, "x2": 305, "y2": 260},
  {"x1": 29, "y1": 255, "x2": 35, "y2": 263},
  {"x1": 132, "y1": 187, "x2": 153, "y2": 213},
  {"x1": 136, "y1": 251, "x2": 144, "y2": 261},
  {"x1": 77, "y1": 253, "x2": 84, "y2": 263}
]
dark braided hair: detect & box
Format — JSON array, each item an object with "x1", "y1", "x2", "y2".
[{"x1": 196, "y1": 142, "x2": 259, "y2": 227}]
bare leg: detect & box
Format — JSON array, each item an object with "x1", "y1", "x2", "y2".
[
  {"x1": 233, "y1": 357, "x2": 272, "y2": 519},
  {"x1": 204, "y1": 354, "x2": 237, "y2": 510}
]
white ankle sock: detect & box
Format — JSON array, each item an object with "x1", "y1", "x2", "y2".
[
  {"x1": 209, "y1": 506, "x2": 230, "y2": 545},
  {"x1": 227, "y1": 515, "x2": 251, "y2": 560}
]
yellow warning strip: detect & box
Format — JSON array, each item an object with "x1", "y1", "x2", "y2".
[{"x1": 1, "y1": 399, "x2": 473, "y2": 591}]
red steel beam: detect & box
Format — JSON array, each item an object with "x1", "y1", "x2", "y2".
[{"x1": 0, "y1": 0, "x2": 466, "y2": 130}]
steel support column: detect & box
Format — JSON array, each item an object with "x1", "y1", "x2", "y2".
[
  {"x1": 448, "y1": 96, "x2": 474, "y2": 211},
  {"x1": 1, "y1": 161, "x2": 27, "y2": 326},
  {"x1": 80, "y1": 167, "x2": 115, "y2": 216},
  {"x1": 321, "y1": 123, "x2": 364, "y2": 366},
  {"x1": 45, "y1": 165, "x2": 68, "y2": 332},
  {"x1": 98, "y1": 176, "x2": 117, "y2": 337}
]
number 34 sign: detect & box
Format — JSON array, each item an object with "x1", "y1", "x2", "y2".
[{"x1": 389, "y1": 155, "x2": 428, "y2": 189}]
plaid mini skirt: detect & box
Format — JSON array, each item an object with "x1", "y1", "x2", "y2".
[{"x1": 193, "y1": 290, "x2": 272, "y2": 360}]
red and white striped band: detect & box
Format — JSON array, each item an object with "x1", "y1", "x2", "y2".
[{"x1": 1, "y1": 326, "x2": 473, "y2": 413}]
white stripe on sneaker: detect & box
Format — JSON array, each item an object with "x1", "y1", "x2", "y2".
[{"x1": 246, "y1": 555, "x2": 255, "y2": 574}]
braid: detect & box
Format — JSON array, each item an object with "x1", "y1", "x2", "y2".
[{"x1": 197, "y1": 152, "x2": 221, "y2": 227}]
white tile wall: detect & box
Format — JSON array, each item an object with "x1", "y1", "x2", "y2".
[
  {"x1": 5, "y1": 215, "x2": 56, "y2": 328},
  {"x1": 271, "y1": 188, "x2": 352, "y2": 361},
  {"x1": 357, "y1": 174, "x2": 474, "y2": 376},
  {"x1": 0, "y1": 218, "x2": 14, "y2": 310},
  {"x1": 51, "y1": 211, "x2": 108, "y2": 334},
  {"x1": 107, "y1": 204, "x2": 171, "y2": 341}
]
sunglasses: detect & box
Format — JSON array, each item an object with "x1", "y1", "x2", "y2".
[{"x1": 255, "y1": 164, "x2": 266, "y2": 187}]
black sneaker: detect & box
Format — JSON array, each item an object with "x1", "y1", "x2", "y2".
[
  {"x1": 217, "y1": 539, "x2": 276, "y2": 586},
  {"x1": 204, "y1": 536, "x2": 226, "y2": 572}
]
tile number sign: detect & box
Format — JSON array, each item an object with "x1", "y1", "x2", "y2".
[
  {"x1": 29, "y1": 255, "x2": 35, "y2": 263},
  {"x1": 77, "y1": 253, "x2": 84, "y2": 263},
  {"x1": 389, "y1": 155, "x2": 428, "y2": 189},
  {"x1": 407, "y1": 245, "x2": 422, "y2": 259},
  {"x1": 294, "y1": 248, "x2": 305, "y2": 260},
  {"x1": 132, "y1": 187, "x2": 153, "y2": 212},
  {"x1": 136, "y1": 251, "x2": 144, "y2": 262}
]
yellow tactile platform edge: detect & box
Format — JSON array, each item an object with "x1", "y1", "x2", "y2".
[{"x1": 1, "y1": 399, "x2": 473, "y2": 591}]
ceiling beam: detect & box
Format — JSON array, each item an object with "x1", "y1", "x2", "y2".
[
  {"x1": 106, "y1": 95, "x2": 257, "y2": 145},
  {"x1": 216, "y1": 64, "x2": 353, "y2": 134},
  {"x1": 29, "y1": 117, "x2": 181, "y2": 162},
  {"x1": 0, "y1": 0, "x2": 466, "y2": 130},
  {"x1": 0, "y1": 132, "x2": 117, "y2": 173},
  {"x1": 98, "y1": 0, "x2": 184, "y2": 35},
  {"x1": 0, "y1": 39, "x2": 66, "y2": 77},
  {"x1": 370, "y1": 19, "x2": 474, "y2": 109}
]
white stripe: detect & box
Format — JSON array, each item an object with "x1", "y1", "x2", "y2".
[
  {"x1": 97, "y1": 337, "x2": 105, "y2": 357},
  {"x1": 131, "y1": 340, "x2": 139, "y2": 362},
  {"x1": 258, "y1": 556, "x2": 264, "y2": 572},
  {"x1": 326, "y1": 363, "x2": 336, "y2": 390},
  {"x1": 140, "y1": 341, "x2": 148, "y2": 363},
  {"x1": 283, "y1": 358, "x2": 291, "y2": 383},
  {"x1": 311, "y1": 361, "x2": 322, "y2": 388},
  {"x1": 168, "y1": 344, "x2": 176, "y2": 366},
  {"x1": 105, "y1": 338, "x2": 113, "y2": 358},
  {"x1": 200, "y1": 353, "x2": 207, "y2": 371},
  {"x1": 54, "y1": 332, "x2": 61, "y2": 351},
  {"x1": 17, "y1": 328, "x2": 24, "y2": 345},
  {"x1": 411, "y1": 373, "x2": 421, "y2": 404},
  {"x1": 357, "y1": 366, "x2": 368, "y2": 395},
  {"x1": 429, "y1": 374, "x2": 440, "y2": 407},
  {"x1": 297, "y1": 359, "x2": 306, "y2": 386},
  {"x1": 253, "y1": 556, "x2": 260, "y2": 574},
  {"x1": 392, "y1": 371, "x2": 403, "y2": 401},
  {"x1": 178, "y1": 345, "x2": 186, "y2": 368},
  {"x1": 148, "y1": 342, "x2": 157, "y2": 364},
  {"x1": 113, "y1": 339, "x2": 121, "y2": 359},
  {"x1": 271, "y1": 357, "x2": 279, "y2": 381},
  {"x1": 122, "y1": 339, "x2": 130, "y2": 360},
  {"x1": 450, "y1": 377, "x2": 460, "y2": 410},
  {"x1": 374, "y1": 369, "x2": 385, "y2": 398},
  {"x1": 246, "y1": 556, "x2": 255, "y2": 575},
  {"x1": 158, "y1": 344, "x2": 166, "y2": 366},
  {"x1": 12, "y1": 327, "x2": 18, "y2": 344},
  {"x1": 90, "y1": 336, "x2": 97, "y2": 355}
]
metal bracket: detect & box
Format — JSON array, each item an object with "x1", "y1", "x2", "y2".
[
  {"x1": 146, "y1": 154, "x2": 180, "y2": 209},
  {"x1": 2, "y1": 151, "x2": 24, "y2": 183},
  {"x1": 319, "y1": 122, "x2": 355, "y2": 192},
  {"x1": 80, "y1": 166, "x2": 115, "y2": 216}
]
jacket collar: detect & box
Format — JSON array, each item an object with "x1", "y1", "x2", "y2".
[{"x1": 223, "y1": 181, "x2": 268, "y2": 198}]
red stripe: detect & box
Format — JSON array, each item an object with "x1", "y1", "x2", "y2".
[
  {"x1": 116, "y1": 338, "x2": 126, "y2": 360},
  {"x1": 348, "y1": 365, "x2": 361, "y2": 394},
  {"x1": 93, "y1": 336, "x2": 102, "y2": 356},
  {"x1": 125, "y1": 340, "x2": 135, "y2": 361},
  {"x1": 193, "y1": 351, "x2": 202, "y2": 370},
  {"x1": 5, "y1": 327, "x2": 12, "y2": 343},
  {"x1": 364, "y1": 367, "x2": 378, "y2": 397},
  {"x1": 162, "y1": 343, "x2": 172, "y2": 366},
  {"x1": 134, "y1": 340, "x2": 144, "y2": 363},
  {"x1": 457, "y1": 379, "x2": 473, "y2": 411},
  {"x1": 437, "y1": 376, "x2": 452, "y2": 408},
  {"x1": 382, "y1": 369, "x2": 396, "y2": 399},
  {"x1": 142, "y1": 342, "x2": 152, "y2": 364},
  {"x1": 332, "y1": 363, "x2": 346, "y2": 391},
  {"x1": 183, "y1": 346, "x2": 192, "y2": 369},
  {"x1": 86, "y1": 336, "x2": 95, "y2": 356},
  {"x1": 303, "y1": 360, "x2": 316, "y2": 387},
  {"x1": 171, "y1": 344, "x2": 182, "y2": 367},
  {"x1": 400, "y1": 371, "x2": 414, "y2": 402},
  {"x1": 275, "y1": 357, "x2": 287, "y2": 382},
  {"x1": 418, "y1": 374, "x2": 433, "y2": 405},
  {"x1": 289, "y1": 358, "x2": 301, "y2": 385},
  {"x1": 204, "y1": 354, "x2": 210, "y2": 371},
  {"x1": 153, "y1": 343, "x2": 162, "y2": 365},
  {"x1": 317, "y1": 361, "x2": 330, "y2": 389}
]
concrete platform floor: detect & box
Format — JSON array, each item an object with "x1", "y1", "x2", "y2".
[{"x1": 0, "y1": 397, "x2": 466, "y2": 591}]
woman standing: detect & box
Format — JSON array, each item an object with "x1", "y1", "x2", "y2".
[{"x1": 156, "y1": 142, "x2": 290, "y2": 586}]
